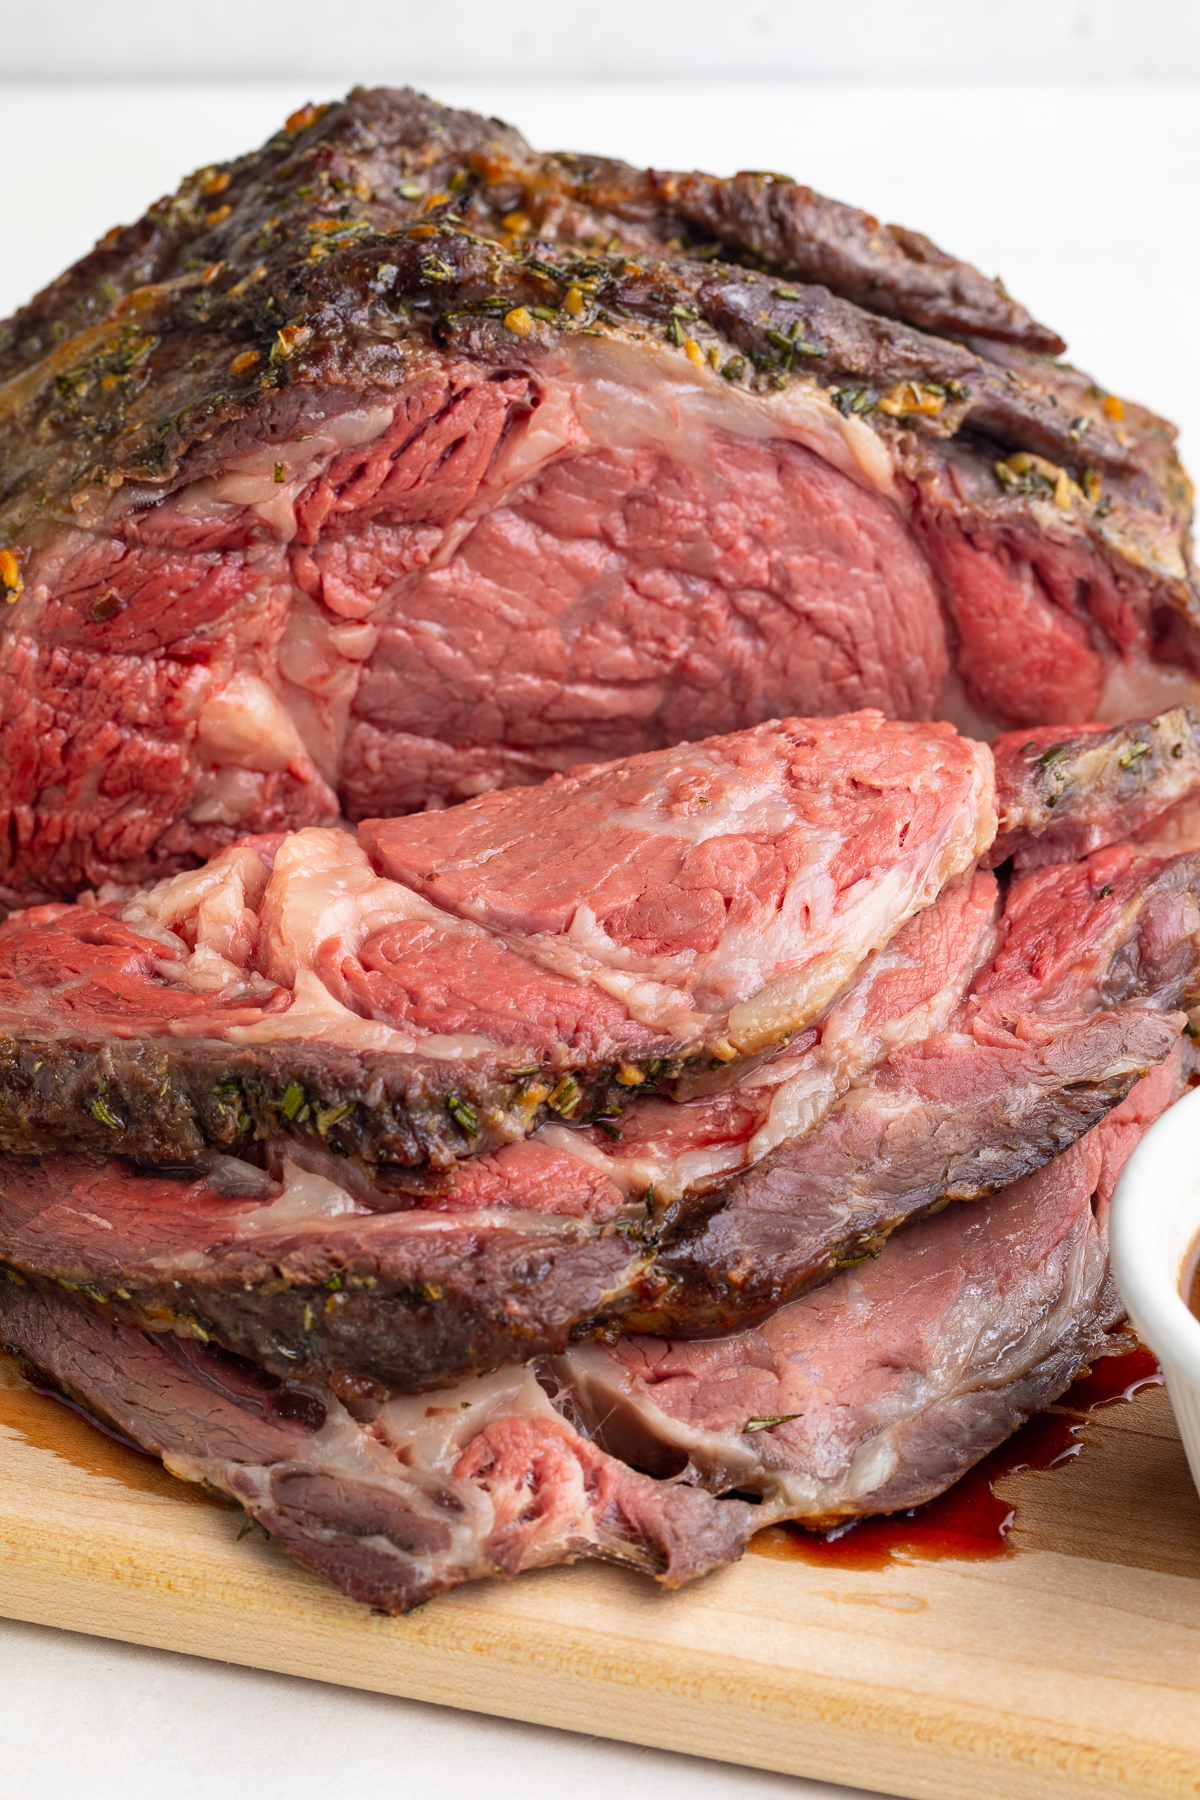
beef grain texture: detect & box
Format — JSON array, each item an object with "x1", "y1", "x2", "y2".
[
  {"x1": 0, "y1": 713, "x2": 993, "y2": 1178},
  {"x1": 558, "y1": 1060, "x2": 1176, "y2": 1521},
  {"x1": 0, "y1": 87, "x2": 1196, "y2": 906}
]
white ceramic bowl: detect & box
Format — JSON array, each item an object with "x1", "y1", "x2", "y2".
[{"x1": 1109, "y1": 1083, "x2": 1200, "y2": 1501}]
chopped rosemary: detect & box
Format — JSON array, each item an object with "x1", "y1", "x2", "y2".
[
  {"x1": 315, "y1": 1101, "x2": 355, "y2": 1136},
  {"x1": 447, "y1": 1094, "x2": 479, "y2": 1136},
  {"x1": 743, "y1": 1414, "x2": 800, "y2": 1434},
  {"x1": 547, "y1": 1076, "x2": 581, "y2": 1117},
  {"x1": 831, "y1": 386, "x2": 875, "y2": 417},
  {"x1": 279, "y1": 1080, "x2": 306, "y2": 1122}
]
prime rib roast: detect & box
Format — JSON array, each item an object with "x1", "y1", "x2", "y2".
[
  {"x1": 0, "y1": 701, "x2": 1197, "y2": 1612},
  {"x1": 1, "y1": 87, "x2": 1198, "y2": 909},
  {"x1": 1, "y1": 85, "x2": 1198, "y2": 1618}
]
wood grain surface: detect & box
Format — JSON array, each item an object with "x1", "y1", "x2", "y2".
[{"x1": 0, "y1": 1353, "x2": 1198, "y2": 1799}]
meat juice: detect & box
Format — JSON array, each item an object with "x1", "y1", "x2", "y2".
[
  {"x1": 0, "y1": 1340, "x2": 1168, "y2": 1558},
  {"x1": 760, "y1": 1343, "x2": 1163, "y2": 1571},
  {"x1": 0, "y1": 1352, "x2": 230, "y2": 1509}
]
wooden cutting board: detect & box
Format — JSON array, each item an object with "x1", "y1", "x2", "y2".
[{"x1": 0, "y1": 1353, "x2": 1198, "y2": 1800}]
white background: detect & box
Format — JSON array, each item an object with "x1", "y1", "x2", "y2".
[
  {"x1": 0, "y1": 11, "x2": 1197, "y2": 1796},
  {"x1": 3, "y1": 0, "x2": 1200, "y2": 79}
]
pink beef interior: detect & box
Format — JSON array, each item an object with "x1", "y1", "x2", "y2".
[
  {"x1": 555, "y1": 1043, "x2": 1190, "y2": 1524},
  {"x1": 1, "y1": 375, "x2": 956, "y2": 904},
  {"x1": 361, "y1": 710, "x2": 994, "y2": 1044},
  {"x1": 6, "y1": 348, "x2": 1195, "y2": 910},
  {"x1": 3, "y1": 711, "x2": 988, "y2": 1066}
]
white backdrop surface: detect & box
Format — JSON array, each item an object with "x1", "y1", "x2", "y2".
[
  {"x1": 0, "y1": 70, "x2": 1196, "y2": 1800},
  {"x1": 2, "y1": 0, "x2": 1200, "y2": 79}
]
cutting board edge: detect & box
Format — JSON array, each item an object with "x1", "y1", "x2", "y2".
[{"x1": 0, "y1": 1529, "x2": 1195, "y2": 1800}]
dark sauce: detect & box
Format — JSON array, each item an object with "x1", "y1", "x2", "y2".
[{"x1": 756, "y1": 1342, "x2": 1163, "y2": 1572}]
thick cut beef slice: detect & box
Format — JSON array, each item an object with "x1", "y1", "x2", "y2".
[
  {"x1": 989, "y1": 706, "x2": 1200, "y2": 871},
  {"x1": 5, "y1": 1044, "x2": 1180, "y2": 1611},
  {"x1": 0, "y1": 1146, "x2": 645, "y2": 1395},
  {"x1": 557, "y1": 1048, "x2": 1188, "y2": 1524},
  {"x1": 0, "y1": 1285, "x2": 751, "y2": 1611},
  {"x1": 0, "y1": 865, "x2": 1001, "y2": 1395},
  {"x1": 0, "y1": 713, "x2": 992, "y2": 1173},
  {"x1": 360, "y1": 712, "x2": 994, "y2": 1053},
  {"x1": 0, "y1": 90, "x2": 1195, "y2": 907},
  {"x1": 533, "y1": 866, "x2": 1004, "y2": 1205},
  {"x1": 0, "y1": 839, "x2": 552, "y2": 1178},
  {"x1": 1, "y1": 845, "x2": 1194, "y2": 1395},
  {"x1": 635, "y1": 843, "x2": 1198, "y2": 1334}
]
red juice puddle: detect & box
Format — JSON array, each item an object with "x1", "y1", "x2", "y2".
[
  {"x1": 1057, "y1": 1341, "x2": 1162, "y2": 1409},
  {"x1": 774, "y1": 1341, "x2": 1162, "y2": 1572}
]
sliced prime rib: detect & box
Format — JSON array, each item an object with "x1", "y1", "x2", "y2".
[
  {"x1": 0, "y1": 1282, "x2": 752, "y2": 1611},
  {"x1": 556, "y1": 1046, "x2": 1189, "y2": 1525},
  {"x1": 0, "y1": 1042, "x2": 1179, "y2": 1612},
  {"x1": 0, "y1": 87, "x2": 1195, "y2": 907},
  {"x1": 540, "y1": 840, "x2": 1200, "y2": 1336},
  {"x1": 0, "y1": 713, "x2": 993, "y2": 1175},
  {"x1": 6, "y1": 700, "x2": 1199, "y2": 1189},
  {"x1": 0, "y1": 837, "x2": 1193, "y2": 1394}
]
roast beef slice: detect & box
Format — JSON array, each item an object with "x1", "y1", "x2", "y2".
[
  {"x1": 636, "y1": 843, "x2": 1198, "y2": 1332},
  {"x1": 558, "y1": 1043, "x2": 1189, "y2": 1523},
  {"x1": 1, "y1": 1038, "x2": 1178, "y2": 1614},
  {"x1": 0, "y1": 712, "x2": 993, "y2": 1172},
  {"x1": 558, "y1": 1108, "x2": 1122, "y2": 1523},
  {"x1": 0, "y1": 1283, "x2": 752, "y2": 1611},
  {"x1": 989, "y1": 705, "x2": 1200, "y2": 871}
]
